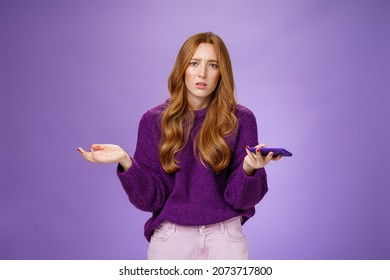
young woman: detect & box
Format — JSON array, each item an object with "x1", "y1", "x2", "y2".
[{"x1": 78, "y1": 32, "x2": 281, "y2": 259}]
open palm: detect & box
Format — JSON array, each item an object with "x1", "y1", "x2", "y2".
[{"x1": 78, "y1": 144, "x2": 126, "y2": 164}]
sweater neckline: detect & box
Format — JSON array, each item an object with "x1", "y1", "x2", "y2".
[{"x1": 193, "y1": 106, "x2": 208, "y2": 120}]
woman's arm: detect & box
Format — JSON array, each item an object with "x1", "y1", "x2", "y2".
[
  {"x1": 116, "y1": 111, "x2": 168, "y2": 212},
  {"x1": 224, "y1": 108, "x2": 280, "y2": 210},
  {"x1": 78, "y1": 144, "x2": 132, "y2": 171},
  {"x1": 77, "y1": 110, "x2": 168, "y2": 212}
]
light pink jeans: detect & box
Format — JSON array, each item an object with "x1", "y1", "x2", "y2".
[{"x1": 147, "y1": 216, "x2": 249, "y2": 260}]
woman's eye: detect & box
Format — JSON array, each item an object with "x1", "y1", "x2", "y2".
[
  {"x1": 209, "y1": 63, "x2": 218, "y2": 68},
  {"x1": 189, "y1": 61, "x2": 198, "y2": 66}
]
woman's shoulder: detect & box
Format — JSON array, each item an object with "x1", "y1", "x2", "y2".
[
  {"x1": 141, "y1": 99, "x2": 169, "y2": 120},
  {"x1": 235, "y1": 104, "x2": 256, "y2": 121}
]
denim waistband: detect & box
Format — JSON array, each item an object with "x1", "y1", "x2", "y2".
[{"x1": 159, "y1": 216, "x2": 242, "y2": 235}]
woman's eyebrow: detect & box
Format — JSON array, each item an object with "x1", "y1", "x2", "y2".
[{"x1": 190, "y1": 58, "x2": 219, "y2": 63}]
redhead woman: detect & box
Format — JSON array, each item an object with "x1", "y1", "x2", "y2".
[{"x1": 78, "y1": 32, "x2": 281, "y2": 259}]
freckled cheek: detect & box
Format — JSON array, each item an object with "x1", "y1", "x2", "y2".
[
  {"x1": 210, "y1": 73, "x2": 220, "y2": 87},
  {"x1": 185, "y1": 69, "x2": 196, "y2": 82},
  {"x1": 184, "y1": 71, "x2": 191, "y2": 86}
]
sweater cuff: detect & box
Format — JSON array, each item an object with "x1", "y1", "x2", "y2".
[
  {"x1": 117, "y1": 156, "x2": 133, "y2": 174},
  {"x1": 241, "y1": 164, "x2": 264, "y2": 178}
]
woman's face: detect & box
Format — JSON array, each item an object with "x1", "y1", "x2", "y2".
[{"x1": 184, "y1": 43, "x2": 221, "y2": 110}]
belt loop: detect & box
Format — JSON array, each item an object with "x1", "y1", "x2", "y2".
[{"x1": 220, "y1": 221, "x2": 225, "y2": 234}]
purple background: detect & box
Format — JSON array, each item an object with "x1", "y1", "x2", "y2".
[{"x1": 1, "y1": 0, "x2": 389, "y2": 260}]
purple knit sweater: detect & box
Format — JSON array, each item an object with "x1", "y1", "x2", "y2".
[{"x1": 117, "y1": 101, "x2": 268, "y2": 241}]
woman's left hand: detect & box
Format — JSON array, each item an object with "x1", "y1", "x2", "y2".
[{"x1": 243, "y1": 144, "x2": 282, "y2": 175}]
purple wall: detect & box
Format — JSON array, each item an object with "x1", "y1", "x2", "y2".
[{"x1": 1, "y1": 0, "x2": 389, "y2": 259}]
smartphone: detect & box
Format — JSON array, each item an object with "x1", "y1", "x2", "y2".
[{"x1": 248, "y1": 147, "x2": 293, "y2": 157}]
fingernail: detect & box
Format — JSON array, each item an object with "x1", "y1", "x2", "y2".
[
  {"x1": 245, "y1": 146, "x2": 249, "y2": 150},
  {"x1": 256, "y1": 148, "x2": 260, "y2": 153},
  {"x1": 77, "y1": 148, "x2": 82, "y2": 153}
]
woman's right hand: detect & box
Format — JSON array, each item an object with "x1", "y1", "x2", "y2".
[{"x1": 77, "y1": 144, "x2": 132, "y2": 171}]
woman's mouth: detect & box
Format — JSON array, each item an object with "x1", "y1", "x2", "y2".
[{"x1": 196, "y1": 82, "x2": 207, "y2": 89}]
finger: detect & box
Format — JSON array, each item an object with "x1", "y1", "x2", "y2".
[
  {"x1": 77, "y1": 147, "x2": 89, "y2": 157},
  {"x1": 77, "y1": 147, "x2": 95, "y2": 162},
  {"x1": 255, "y1": 147, "x2": 260, "y2": 155},
  {"x1": 255, "y1": 145, "x2": 266, "y2": 159},
  {"x1": 254, "y1": 145, "x2": 266, "y2": 156},
  {"x1": 264, "y1": 152, "x2": 274, "y2": 165},
  {"x1": 245, "y1": 147, "x2": 259, "y2": 167},
  {"x1": 272, "y1": 155, "x2": 282, "y2": 161},
  {"x1": 245, "y1": 147, "x2": 257, "y2": 163},
  {"x1": 91, "y1": 144, "x2": 105, "y2": 151},
  {"x1": 255, "y1": 143, "x2": 266, "y2": 149},
  {"x1": 90, "y1": 148, "x2": 96, "y2": 160},
  {"x1": 263, "y1": 152, "x2": 274, "y2": 166},
  {"x1": 251, "y1": 148, "x2": 265, "y2": 167},
  {"x1": 245, "y1": 146, "x2": 254, "y2": 157}
]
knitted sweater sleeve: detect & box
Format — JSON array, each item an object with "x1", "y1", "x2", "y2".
[
  {"x1": 116, "y1": 111, "x2": 168, "y2": 212},
  {"x1": 224, "y1": 108, "x2": 268, "y2": 210}
]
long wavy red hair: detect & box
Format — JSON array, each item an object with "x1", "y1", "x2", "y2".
[{"x1": 160, "y1": 32, "x2": 238, "y2": 173}]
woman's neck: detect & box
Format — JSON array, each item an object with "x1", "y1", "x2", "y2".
[{"x1": 187, "y1": 96, "x2": 210, "y2": 110}]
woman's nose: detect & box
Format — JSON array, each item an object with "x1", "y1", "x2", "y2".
[{"x1": 198, "y1": 64, "x2": 206, "y2": 78}]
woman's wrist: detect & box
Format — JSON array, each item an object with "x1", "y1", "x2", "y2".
[
  {"x1": 119, "y1": 151, "x2": 132, "y2": 171},
  {"x1": 243, "y1": 161, "x2": 255, "y2": 176}
]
